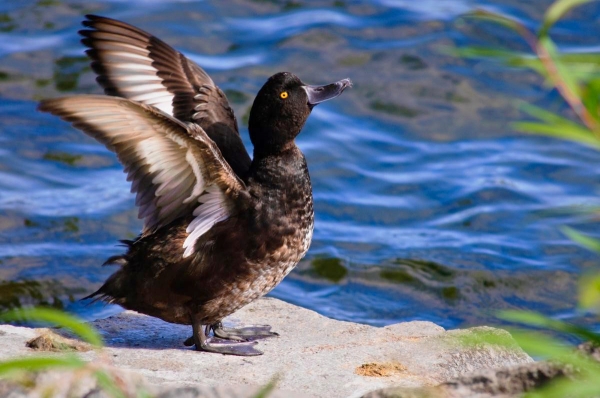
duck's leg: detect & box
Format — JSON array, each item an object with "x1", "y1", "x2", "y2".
[
  {"x1": 186, "y1": 317, "x2": 264, "y2": 356},
  {"x1": 211, "y1": 321, "x2": 279, "y2": 341}
]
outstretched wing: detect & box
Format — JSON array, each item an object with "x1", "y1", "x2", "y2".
[
  {"x1": 39, "y1": 95, "x2": 249, "y2": 258},
  {"x1": 80, "y1": 15, "x2": 251, "y2": 178}
]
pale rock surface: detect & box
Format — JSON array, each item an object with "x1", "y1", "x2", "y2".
[{"x1": 0, "y1": 298, "x2": 532, "y2": 398}]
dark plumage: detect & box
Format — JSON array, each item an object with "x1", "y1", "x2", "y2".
[{"x1": 39, "y1": 15, "x2": 351, "y2": 356}]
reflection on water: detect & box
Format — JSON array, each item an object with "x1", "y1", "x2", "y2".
[
  {"x1": 283, "y1": 256, "x2": 580, "y2": 328},
  {"x1": 309, "y1": 257, "x2": 348, "y2": 282},
  {"x1": 1, "y1": 0, "x2": 600, "y2": 329},
  {"x1": 0, "y1": 279, "x2": 81, "y2": 311}
]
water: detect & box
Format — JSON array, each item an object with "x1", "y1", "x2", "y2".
[{"x1": 1, "y1": 0, "x2": 600, "y2": 330}]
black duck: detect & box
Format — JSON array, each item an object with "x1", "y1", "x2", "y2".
[{"x1": 39, "y1": 15, "x2": 351, "y2": 356}]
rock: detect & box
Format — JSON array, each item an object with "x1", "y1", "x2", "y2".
[
  {"x1": 361, "y1": 361, "x2": 574, "y2": 398},
  {"x1": 439, "y1": 361, "x2": 574, "y2": 398},
  {"x1": 355, "y1": 362, "x2": 408, "y2": 377},
  {"x1": 25, "y1": 329, "x2": 92, "y2": 352},
  {"x1": 0, "y1": 366, "x2": 147, "y2": 398},
  {"x1": 0, "y1": 298, "x2": 533, "y2": 398},
  {"x1": 578, "y1": 341, "x2": 600, "y2": 362},
  {"x1": 364, "y1": 338, "x2": 600, "y2": 397}
]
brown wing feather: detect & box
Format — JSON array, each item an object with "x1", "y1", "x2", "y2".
[
  {"x1": 38, "y1": 95, "x2": 247, "y2": 246},
  {"x1": 80, "y1": 15, "x2": 251, "y2": 178}
]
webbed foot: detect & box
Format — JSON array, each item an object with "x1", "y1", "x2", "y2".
[
  {"x1": 199, "y1": 337, "x2": 263, "y2": 356},
  {"x1": 211, "y1": 322, "x2": 279, "y2": 341},
  {"x1": 186, "y1": 320, "x2": 265, "y2": 356}
]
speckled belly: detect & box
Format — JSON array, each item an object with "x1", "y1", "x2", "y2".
[{"x1": 199, "y1": 223, "x2": 314, "y2": 324}]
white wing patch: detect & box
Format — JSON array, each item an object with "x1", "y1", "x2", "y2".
[
  {"x1": 90, "y1": 42, "x2": 175, "y2": 116},
  {"x1": 183, "y1": 185, "x2": 232, "y2": 258},
  {"x1": 39, "y1": 95, "x2": 246, "y2": 262}
]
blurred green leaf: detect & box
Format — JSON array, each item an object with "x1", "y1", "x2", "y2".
[
  {"x1": 253, "y1": 374, "x2": 279, "y2": 398},
  {"x1": 0, "y1": 355, "x2": 84, "y2": 375},
  {"x1": 579, "y1": 273, "x2": 600, "y2": 310},
  {"x1": 452, "y1": 46, "x2": 547, "y2": 75},
  {"x1": 500, "y1": 310, "x2": 600, "y2": 345},
  {"x1": 559, "y1": 53, "x2": 600, "y2": 66},
  {"x1": 509, "y1": 330, "x2": 600, "y2": 372},
  {"x1": 516, "y1": 53, "x2": 600, "y2": 82},
  {"x1": 450, "y1": 46, "x2": 524, "y2": 59},
  {"x1": 459, "y1": 2, "x2": 600, "y2": 396},
  {"x1": 540, "y1": 0, "x2": 596, "y2": 37},
  {"x1": 455, "y1": 46, "x2": 600, "y2": 81},
  {"x1": 457, "y1": 327, "x2": 600, "y2": 396},
  {"x1": 582, "y1": 77, "x2": 600, "y2": 121},
  {"x1": 562, "y1": 226, "x2": 600, "y2": 252},
  {"x1": 467, "y1": 328, "x2": 588, "y2": 366},
  {"x1": 509, "y1": 331, "x2": 569, "y2": 358},
  {"x1": 0, "y1": 307, "x2": 103, "y2": 347},
  {"x1": 538, "y1": 36, "x2": 581, "y2": 96},
  {"x1": 513, "y1": 121, "x2": 600, "y2": 148},
  {"x1": 465, "y1": 9, "x2": 526, "y2": 34},
  {"x1": 513, "y1": 103, "x2": 600, "y2": 148},
  {"x1": 519, "y1": 102, "x2": 575, "y2": 124},
  {"x1": 94, "y1": 370, "x2": 127, "y2": 398},
  {"x1": 525, "y1": 374, "x2": 600, "y2": 398}
]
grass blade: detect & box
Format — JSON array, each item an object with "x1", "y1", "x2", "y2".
[
  {"x1": 500, "y1": 310, "x2": 600, "y2": 345},
  {"x1": 579, "y1": 272, "x2": 600, "y2": 310},
  {"x1": 464, "y1": 9, "x2": 526, "y2": 34},
  {"x1": 0, "y1": 355, "x2": 85, "y2": 376},
  {"x1": 562, "y1": 227, "x2": 600, "y2": 253},
  {"x1": 253, "y1": 375, "x2": 280, "y2": 398},
  {"x1": 538, "y1": 36, "x2": 581, "y2": 95},
  {"x1": 540, "y1": 0, "x2": 596, "y2": 37},
  {"x1": 0, "y1": 307, "x2": 103, "y2": 347},
  {"x1": 519, "y1": 102, "x2": 578, "y2": 124},
  {"x1": 512, "y1": 121, "x2": 600, "y2": 148},
  {"x1": 94, "y1": 370, "x2": 127, "y2": 398}
]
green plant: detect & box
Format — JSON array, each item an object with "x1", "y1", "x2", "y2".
[
  {"x1": 457, "y1": 0, "x2": 600, "y2": 147},
  {"x1": 0, "y1": 306, "x2": 278, "y2": 397},
  {"x1": 0, "y1": 307, "x2": 136, "y2": 398},
  {"x1": 457, "y1": 0, "x2": 600, "y2": 396}
]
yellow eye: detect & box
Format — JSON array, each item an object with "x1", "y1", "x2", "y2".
[{"x1": 280, "y1": 91, "x2": 288, "y2": 99}]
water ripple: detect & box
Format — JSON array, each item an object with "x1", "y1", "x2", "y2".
[
  {"x1": 0, "y1": 243, "x2": 119, "y2": 258},
  {"x1": 187, "y1": 52, "x2": 266, "y2": 70},
  {"x1": 0, "y1": 33, "x2": 68, "y2": 57},
  {"x1": 0, "y1": 168, "x2": 130, "y2": 216},
  {"x1": 375, "y1": 0, "x2": 474, "y2": 20},
  {"x1": 226, "y1": 9, "x2": 363, "y2": 37},
  {"x1": 1, "y1": 0, "x2": 599, "y2": 329}
]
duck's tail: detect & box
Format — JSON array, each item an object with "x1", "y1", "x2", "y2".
[
  {"x1": 81, "y1": 288, "x2": 107, "y2": 303},
  {"x1": 101, "y1": 254, "x2": 128, "y2": 267},
  {"x1": 82, "y1": 244, "x2": 132, "y2": 303},
  {"x1": 81, "y1": 271, "x2": 128, "y2": 304}
]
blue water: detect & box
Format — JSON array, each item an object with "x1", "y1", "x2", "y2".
[{"x1": 1, "y1": 0, "x2": 600, "y2": 330}]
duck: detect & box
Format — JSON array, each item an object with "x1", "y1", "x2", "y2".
[{"x1": 38, "y1": 15, "x2": 351, "y2": 356}]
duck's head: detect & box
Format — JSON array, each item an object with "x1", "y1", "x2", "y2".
[{"x1": 249, "y1": 72, "x2": 351, "y2": 157}]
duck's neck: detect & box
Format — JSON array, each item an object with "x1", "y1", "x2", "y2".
[
  {"x1": 251, "y1": 139, "x2": 297, "y2": 160},
  {"x1": 248, "y1": 144, "x2": 310, "y2": 189}
]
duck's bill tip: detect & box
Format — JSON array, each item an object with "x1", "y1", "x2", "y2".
[
  {"x1": 304, "y1": 77, "x2": 352, "y2": 106},
  {"x1": 340, "y1": 78, "x2": 353, "y2": 89}
]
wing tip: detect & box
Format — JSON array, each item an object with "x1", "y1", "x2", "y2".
[
  {"x1": 82, "y1": 14, "x2": 110, "y2": 25},
  {"x1": 81, "y1": 15, "x2": 99, "y2": 29},
  {"x1": 37, "y1": 98, "x2": 60, "y2": 114}
]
